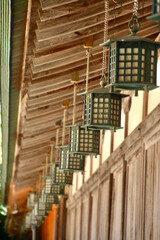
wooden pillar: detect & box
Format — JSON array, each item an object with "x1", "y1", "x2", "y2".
[
  {"x1": 59, "y1": 197, "x2": 67, "y2": 240},
  {"x1": 110, "y1": 131, "x2": 114, "y2": 154},
  {"x1": 87, "y1": 193, "x2": 92, "y2": 240},
  {"x1": 108, "y1": 173, "x2": 113, "y2": 240},
  {"x1": 142, "y1": 92, "x2": 148, "y2": 120},
  {"x1": 122, "y1": 159, "x2": 127, "y2": 240},
  {"x1": 53, "y1": 205, "x2": 59, "y2": 240}
]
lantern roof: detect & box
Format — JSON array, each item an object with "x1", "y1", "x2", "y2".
[
  {"x1": 56, "y1": 145, "x2": 68, "y2": 149},
  {"x1": 101, "y1": 35, "x2": 160, "y2": 47},
  {"x1": 79, "y1": 88, "x2": 129, "y2": 98}
]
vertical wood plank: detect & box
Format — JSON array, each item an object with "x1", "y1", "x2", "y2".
[
  {"x1": 81, "y1": 197, "x2": 90, "y2": 240},
  {"x1": 110, "y1": 131, "x2": 114, "y2": 154},
  {"x1": 110, "y1": 168, "x2": 123, "y2": 240},
  {"x1": 153, "y1": 140, "x2": 160, "y2": 239},
  {"x1": 90, "y1": 189, "x2": 98, "y2": 240},
  {"x1": 144, "y1": 145, "x2": 155, "y2": 240},
  {"x1": 69, "y1": 208, "x2": 76, "y2": 240},
  {"x1": 98, "y1": 180, "x2": 110, "y2": 240},
  {"x1": 75, "y1": 204, "x2": 81, "y2": 240}
]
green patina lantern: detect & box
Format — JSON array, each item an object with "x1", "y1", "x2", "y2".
[
  {"x1": 51, "y1": 184, "x2": 65, "y2": 195},
  {"x1": 147, "y1": 0, "x2": 160, "y2": 23},
  {"x1": 44, "y1": 176, "x2": 52, "y2": 194},
  {"x1": 45, "y1": 194, "x2": 59, "y2": 213},
  {"x1": 57, "y1": 145, "x2": 85, "y2": 171},
  {"x1": 101, "y1": 16, "x2": 160, "y2": 94},
  {"x1": 37, "y1": 200, "x2": 46, "y2": 217},
  {"x1": 36, "y1": 215, "x2": 43, "y2": 222},
  {"x1": 79, "y1": 89, "x2": 127, "y2": 131},
  {"x1": 68, "y1": 124, "x2": 100, "y2": 156},
  {"x1": 37, "y1": 187, "x2": 47, "y2": 217},
  {"x1": 31, "y1": 210, "x2": 37, "y2": 225},
  {"x1": 45, "y1": 176, "x2": 65, "y2": 195},
  {"x1": 51, "y1": 163, "x2": 73, "y2": 185}
]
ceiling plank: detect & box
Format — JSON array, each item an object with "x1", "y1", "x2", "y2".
[{"x1": 40, "y1": 0, "x2": 78, "y2": 10}]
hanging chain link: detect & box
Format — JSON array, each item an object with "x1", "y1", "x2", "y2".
[
  {"x1": 133, "y1": 0, "x2": 139, "y2": 16},
  {"x1": 102, "y1": 0, "x2": 109, "y2": 76},
  {"x1": 101, "y1": 0, "x2": 109, "y2": 87}
]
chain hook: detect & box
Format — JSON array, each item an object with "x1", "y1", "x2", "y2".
[
  {"x1": 129, "y1": 15, "x2": 140, "y2": 36},
  {"x1": 100, "y1": 73, "x2": 107, "y2": 88}
]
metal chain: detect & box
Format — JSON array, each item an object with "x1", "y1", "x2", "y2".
[
  {"x1": 102, "y1": 0, "x2": 109, "y2": 76},
  {"x1": 73, "y1": 83, "x2": 76, "y2": 124},
  {"x1": 133, "y1": 0, "x2": 139, "y2": 16}
]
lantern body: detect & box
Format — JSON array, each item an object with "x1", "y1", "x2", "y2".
[
  {"x1": 37, "y1": 188, "x2": 47, "y2": 216},
  {"x1": 51, "y1": 163, "x2": 73, "y2": 185},
  {"x1": 45, "y1": 195, "x2": 59, "y2": 213},
  {"x1": 57, "y1": 145, "x2": 85, "y2": 171},
  {"x1": 27, "y1": 192, "x2": 35, "y2": 208},
  {"x1": 36, "y1": 216, "x2": 43, "y2": 222},
  {"x1": 80, "y1": 89, "x2": 127, "y2": 130},
  {"x1": 45, "y1": 176, "x2": 52, "y2": 194},
  {"x1": 45, "y1": 194, "x2": 59, "y2": 212},
  {"x1": 51, "y1": 185, "x2": 65, "y2": 195},
  {"x1": 147, "y1": 0, "x2": 160, "y2": 21},
  {"x1": 31, "y1": 209, "x2": 37, "y2": 225},
  {"x1": 68, "y1": 124, "x2": 100, "y2": 156},
  {"x1": 37, "y1": 200, "x2": 46, "y2": 217},
  {"x1": 101, "y1": 36, "x2": 160, "y2": 91}
]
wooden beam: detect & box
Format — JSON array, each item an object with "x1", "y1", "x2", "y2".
[
  {"x1": 34, "y1": 25, "x2": 104, "y2": 52},
  {"x1": 37, "y1": 1, "x2": 104, "y2": 31},
  {"x1": 32, "y1": 46, "x2": 102, "y2": 74},
  {"x1": 39, "y1": 0, "x2": 104, "y2": 20},
  {"x1": 29, "y1": 66, "x2": 102, "y2": 95},
  {"x1": 40, "y1": 0, "x2": 78, "y2": 10}
]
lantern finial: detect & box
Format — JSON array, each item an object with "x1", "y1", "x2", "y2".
[{"x1": 129, "y1": 15, "x2": 140, "y2": 36}]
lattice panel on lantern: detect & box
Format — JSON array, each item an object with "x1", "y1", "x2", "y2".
[
  {"x1": 80, "y1": 90, "x2": 127, "y2": 130},
  {"x1": 45, "y1": 194, "x2": 58, "y2": 213},
  {"x1": 84, "y1": 93, "x2": 92, "y2": 125},
  {"x1": 51, "y1": 185, "x2": 65, "y2": 195},
  {"x1": 153, "y1": 0, "x2": 160, "y2": 14},
  {"x1": 36, "y1": 216, "x2": 43, "y2": 222},
  {"x1": 46, "y1": 194, "x2": 58, "y2": 204},
  {"x1": 38, "y1": 200, "x2": 46, "y2": 216},
  {"x1": 109, "y1": 42, "x2": 116, "y2": 84},
  {"x1": 59, "y1": 145, "x2": 69, "y2": 169},
  {"x1": 51, "y1": 163, "x2": 73, "y2": 185},
  {"x1": 68, "y1": 154, "x2": 85, "y2": 170},
  {"x1": 101, "y1": 36, "x2": 160, "y2": 92},
  {"x1": 40, "y1": 187, "x2": 47, "y2": 203},
  {"x1": 117, "y1": 42, "x2": 157, "y2": 85},
  {"x1": 69, "y1": 125, "x2": 100, "y2": 156},
  {"x1": 58, "y1": 145, "x2": 85, "y2": 171},
  {"x1": 45, "y1": 176, "x2": 52, "y2": 194}
]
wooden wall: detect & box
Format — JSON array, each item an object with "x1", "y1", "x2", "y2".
[{"x1": 66, "y1": 104, "x2": 160, "y2": 240}]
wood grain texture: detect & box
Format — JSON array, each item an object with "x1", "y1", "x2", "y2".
[{"x1": 66, "y1": 105, "x2": 160, "y2": 240}]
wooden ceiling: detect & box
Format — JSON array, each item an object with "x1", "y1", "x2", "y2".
[{"x1": 6, "y1": 0, "x2": 159, "y2": 232}]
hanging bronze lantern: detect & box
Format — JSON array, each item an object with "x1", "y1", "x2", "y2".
[
  {"x1": 147, "y1": 0, "x2": 160, "y2": 23},
  {"x1": 57, "y1": 100, "x2": 85, "y2": 172},
  {"x1": 44, "y1": 176, "x2": 52, "y2": 194},
  {"x1": 37, "y1": 187, "x2": 47, "y2": 217},
  {"x1": 51, "y1": 163, "x2": 73, "y2": 185},
  {"x1": 57, "y1": 145, "x2": 85, "y2": 171},
  {"x1": 37, "y1": 200, "x2": 46, "y2": 217},
  {"x1": 79, "y1": 89, "x2": 127, "y2": 131},
  {"x1": 51, "y1": 184, "x2": 65, "y2": 195},
  {"x1": 45, "y1": 194, "x2": 59, "y2": 213},
  {"x1": 68, "y1": 124, "x2": 100, "y2": 156},
  {"x1": 101, "y1": 15, "x2": 160, "y2": 95}
]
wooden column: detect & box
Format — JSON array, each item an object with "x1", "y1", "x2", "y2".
[
  {"x1": 142, "y1": 92, "x2": 148, "y2": 120},
  {"x1": 59, "y1": 197, "x2": 67, "y2": 240},
  {"x1": 108, "y1": 173, "x2": 113, "y2": 240}
]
